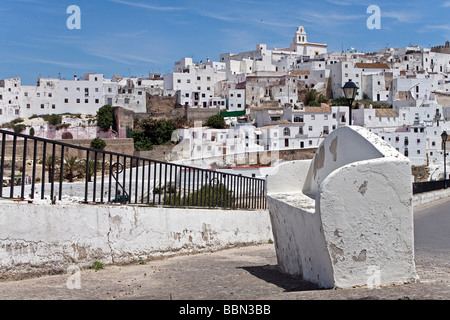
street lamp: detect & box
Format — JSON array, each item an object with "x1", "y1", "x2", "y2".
[
  {"x1": 342, "y1": 79, "x2": 359, "y2": 125},
  {"x1": 441, "y1": 130, "x2": 448, "y2": 189}
]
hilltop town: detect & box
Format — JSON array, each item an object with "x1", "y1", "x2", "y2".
[{"x1": 1, "y1": 26, "x2": 449, "y2": 181}]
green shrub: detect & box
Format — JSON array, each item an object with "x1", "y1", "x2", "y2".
[
  {"x1": 90, "y1": 261, "x2": 104, "y2": 271},
  {"x1": 43, "y1": 114, "x2": 62, "y2": 126},
  {"x1": 206, "y1": 114, "x2": 225, "y2": 129},
  {"x1": 13, "y1": 124, "x2": 27, "y2": 133},
  {"x1": 90, "y1": 137, "x2": 106, "y2": 150}
]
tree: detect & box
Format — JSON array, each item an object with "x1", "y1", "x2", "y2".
[
  {"x1": 206, "y1": 114, "x2": 225, "y2": 129},
  {"x1": 96, "y1": 105, "x2": 114, "y2": 132},
  {"x1": 330, "y1": 96, "x2": 349, "y2": 106},
  {"x1": 132, "y1": 130, "x2": 153, "y2": 151},
  {"x1": 133, "y1": 118, "x2": 176, "y2": 147},
  {"x1": 304, "y1": 89, "x2": 328, "y2": 106},
  {"x1": 64, "y1": 156, "x2": 79, "y2": 182},
  {"x1": 45, "y1": 155, "x2": 56, "y2": 183}
]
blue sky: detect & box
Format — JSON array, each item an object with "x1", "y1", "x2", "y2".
[{"x1": 1, "y1": 0, "x2": 449, "y2": 85}]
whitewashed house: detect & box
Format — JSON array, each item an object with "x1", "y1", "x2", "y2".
[{"x1": 164, "y1": 57, "x2": 227, "y2": 108}]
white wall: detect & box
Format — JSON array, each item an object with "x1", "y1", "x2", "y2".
[
  {"x1": 0, "y1": 201, "x2": 272, "y2": 279},
  {"x1": 267, "y1": 126, "x2": 418, "y2": 289}
]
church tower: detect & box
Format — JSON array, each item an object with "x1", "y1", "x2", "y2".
[{"x1": 294, "y1": 25, "x2": 307, "y2": 44}]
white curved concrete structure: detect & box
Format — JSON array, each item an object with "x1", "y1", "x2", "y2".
[{"x1": 267, "y1": 126, "x2": 419, "y2": 289}]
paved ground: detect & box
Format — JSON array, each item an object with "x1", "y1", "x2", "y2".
[{"x1": 0, "y1": 198, "x2": 448, "y2": 302}]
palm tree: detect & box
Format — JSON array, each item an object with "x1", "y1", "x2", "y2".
[
  {"x1": 64, "y1": 156, "x2": 79, "y2": 182},
  {"x1": 45, "y1": 155, "x2": 55, "y2": 183}
]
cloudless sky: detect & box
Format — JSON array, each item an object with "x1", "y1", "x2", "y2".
[{"x1": 0, "y1": 0, "x2": 449, "y2": 85}]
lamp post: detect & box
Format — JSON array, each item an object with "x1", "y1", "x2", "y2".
[
  {"x1": 342, "y1": 79, "x2": 359, "y2": 125},
  {"x1": 441, "y1": 131, "x2": 448, "y2": 189}
]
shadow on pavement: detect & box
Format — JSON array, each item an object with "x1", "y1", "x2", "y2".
[{"x1": 238, "y1": 264, "x2": 326, "y2": 292}]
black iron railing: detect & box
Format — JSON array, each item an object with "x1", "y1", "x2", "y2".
[
  {"x1": 413, "y1": 180, "x2": 448, "y2": 195},
  {"x1": 0, "y1": 129, "x2": 267, "y2": 210}
]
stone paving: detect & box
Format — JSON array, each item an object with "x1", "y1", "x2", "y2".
[
  {"x1": 0, "y1": 243, "x2": 448, "y2": 301},
  {"x1": 0, "y1": 199, "x2": 448, "y2": 301}
]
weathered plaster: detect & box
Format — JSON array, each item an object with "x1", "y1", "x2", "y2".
[
  {"x1": 267, "y1": 126, "x2": 419, "y2": 289},
  {"x1": 0, "y1": 202, "x2": 272, "y2": 280}
]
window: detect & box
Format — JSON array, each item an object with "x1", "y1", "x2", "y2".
[
  {"x1": 95, "y1": 99, "x2": 99, "y2": 104},
  {"x1": 177, "y1": 79, "x2": 181, "y2": 83},
  {"x1": 76, "y1": 99, "x2": 80, "y2": 103},
  {"x1": 85, "y1": 99, "x2": 89, "y2": 103},
  {"x1": 41, "y1": 104, "x2": 44, "y2": 109},
  {"x1": 125, "y1": 98, "x2": 130, "y2": 104},
  {"x1": 27, "y1": 104, "x2": 31, "y2": 109},
  {"x1": 65, "y1": 99, "x2": 69, "y2": 103},
  {"x1": 283, "y1": 128, "x2": 290, "y2": 136},
  {"x1": 138, "y1": 91, "x2": 142, "y2": 95},
  {"x1": 197, "y1": 76, "x2": 201, "y2": 80},
  {"x1": 309, "y1": 126, "x2": 313, "y2": 131}
]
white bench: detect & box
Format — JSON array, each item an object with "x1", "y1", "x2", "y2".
[{"x1": 267, "y1": 126, "x2": 419, "y2": 289}]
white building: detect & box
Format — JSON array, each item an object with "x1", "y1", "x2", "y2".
[
  {"x1": 251, "y1": 105, "x2": 349, "y2": 150},
  {"x1": 103, "y1": 75, "x2": 164, "y2": 113},
  {"x1": 0, "y1": 78, "x2": 22, "y2": 123},
  {"x1": 272, "y1": 26, "x2": 328, "y2": 61},
  {"x1": 164, "y1": 57, "x2": 227, "y2": 108}
]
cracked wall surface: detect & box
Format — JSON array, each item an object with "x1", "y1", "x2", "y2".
[
  {"x1": 0, "y1": 202, "x2": 272, "y2": 280},
  {"x1": 267, "y1": 126, "x2": 418, "y2": 289}
]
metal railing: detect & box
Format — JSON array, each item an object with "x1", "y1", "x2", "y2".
[
  {"x1": 412, "y1": 179, "x2": 448, "y2": 195},
  {"x1": 0, "y1": 129, "x2": 267, "y2": 210}
]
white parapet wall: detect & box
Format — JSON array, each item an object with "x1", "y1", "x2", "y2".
[
  {"x1": 267, "y1": 126, "x2": 419, "y2": 289},
  {"x1": 0, "y1": 201, "x2": 272, "y2": 280}
]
